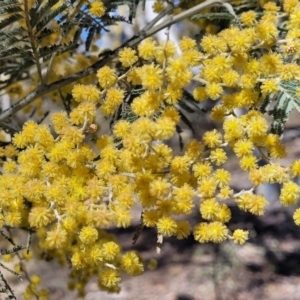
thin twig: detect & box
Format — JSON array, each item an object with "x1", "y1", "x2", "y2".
[{"x1": 0, "y1": 271, "x2": 17, "y2": 300}]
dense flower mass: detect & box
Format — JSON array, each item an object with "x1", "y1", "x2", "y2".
[{"x1": 2, "y1": 0, "x2": 300, "y2": 298}]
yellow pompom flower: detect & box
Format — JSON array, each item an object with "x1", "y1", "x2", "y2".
[
  {"x1": 222, "y1": 70, "x2": 239, "y2": 87},
  {"x1": 101, "y1": 242, "x2": 120, "y2": 261},
  {"x1": 240, "y1": 10, "x2": 257, "y2": 26},
  {"x1": 139, "y1": 63, "x2": 163, "y2": 90},
  {"x1": 153, "y1": 117, "x2": 176, "y2": 140},
  {"x1": 261, "y1": 79, "x2": 279, "y2": 95},
  {"x1": 71, "y1": 84, "x2": 101, "y2": 103},
  {"x1": 152, "y1": 0, "x2": 165, "y2": 13},
  {"x1": 200, "y1": 198, "x2": 220, "y2": 220},
  {"x1": 156, "y1": 40, "x2": 177, "y2": 63},
  {"x1": 5, "y1": 211, "x2": 22, "y2": 227},
  {"x1": 89, "y1": 1, "x2": 106, "y2": 17},
  {"x1": 12, "y1": 132, "x2": 28, "y2": 149},
  {"x1": 210, "y1": 106, "x2": 227, "y2": 122},
  {"x1": 71, "y1": 250, "x2": 85, "y2": 269},
  {"x1": 249, "y1": 168, "x2": 266, "y2": 186},
  {"x1": 233, "y1": 229, "x2": 249, "y2": 245},
  {"x1": 28, "y1": 207, "x2": 52, "y2": 228},
  {"x1": 2, "y1": 161, "x2": 17, "y2": 173},
  {"x1": 239, "y1": 155, "x2": 258, "y2": 171},
  {"x1": 185, "y1": 139, "x2": 204, "y2": 160},
  {"x1": 99, "y1": 268, "x2": 121, "y2": 288},
  {"x1": 179, "y1": 36, "x2": 197, "y2": 52},
  {"x1": 156, "y1": 216, "x2": 177, "y2": 237},
  {"x1": 149, "y1": 178, "x2": 171, "y2": 198},
  {"x1": 120, "y1": 251, "x2": 144, "y2": 276},
  {"x1": 215, "y1": 204, "x2": 231, "y2": 223},
  {"x1": 113, "y1": 120, "x2": 131, "y2": 139},
  {"x1": 173, "y1": 183, "x2": 195, "y2": 203},
  {"x1": 201, "y1": 35, "x2": 227, "y2": 55},
  {"x1": 166, "y1": 59, "x2": 192, "y2": 87},
  {"x1": 79, "y1": 226, "x2": 98, "y2": 245},
  {"x1": 290, "y1": 160, "x2": 300, "y2": 177},
  {"x1": 214, "y1": 169, "x2": 231, "y2": 188},
  {"x1": 142, "y1": 210, "x2": 160, "y2": 227},
  {"x1": 209, "y1": 148, "x2": 227, "y2": 165},
  {"x1": 293, "y1": 208, "x2": 300, "y2": 225},
  {"x1": 51, "y1": 111, "x2": 70, "y2": 134},
  {"x1": 46, "y1": 229, "x2": 67, "y2": 249},
  {"x1": 205, "y1": 83, "x2": 223, "y2": 100},
  {"x1": 161, "y1": 106, "x2": 181, "y2": 123},
  {"x1": 70, "y1": 102, "x2": 96, "y2": 125},
  {"x1": 256, "y1": 20, "x2": 279, "y2": 45},
  {"x1": 102, "y1": 88, "x2": 124, "y2": 116},
  {"x1": 176, "y1": 220, "x2": 191, "y2": 239},
  {"x1": 97, "y1": 66, "x2": 118, "y2": 89},
  {"x1": 279, "y1": 181, "x2": 300, "y2": 206},
  {"x1": 283, "y1": 0, "x2": 299, "y2": 14},
  {"x1": 218, "y1": 187, "x2": 234, "y2": 199},
  {"x1": 171, "y1": 156, "x2": 189, "y2": 174},
  {"x1": 208, "y1": 222, "x2": 228, "y2": 243},
  {"x1": 113, "y1": 208, "x2": 132, "y2": 228},
  {"x1": 138, "y1": 38, "x2": 157, "y2": 60},
  {"x1": 72, "y1": 84, "x2": 86, "y2": 102},
  {"x1": 193, "y1": 222, "x2": 210, "y2": 243},
  {"x1": 198, "y1": 179, "x2": 217, "y2": 198},
  {"x1": 193, "y1": 162, "x2": 212, "y2": 180},
  {"x1": 2, "y1": 254, "x2": 13, "y2": 263},
  {"x1": 203, "y1": 129, "x2": 222, "y2": 148},
  {"x1": 193, "y1": 86, "x2": 207, "y2": 102},
  {"x1": 234, "y1": 139, "x2": 254, "y2": 158},
  {"x1": 118, "y1": 47, "x2": 138, "y2": 67},
  {"x1": 164, "y1": 85, "x2": 183, "y2": 104},
  {"x1": 96, "y1": 135, "x2": 114, "y2": 150},
  {"x1": 61, "y1": 126, "x2": 85, "y2": 145},
  {"x1": 236, "y1": 193, "x2": 268, "y2": 215}
]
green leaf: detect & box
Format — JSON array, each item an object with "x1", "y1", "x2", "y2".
[
  {"x1": 0, "y1": 13, "x2": 23, "y2": 30},
  {"x1": 271, "y1": 92, "x2": 294, "y2": 136},
  {"x1": 270, "y1": 80, "x2": 300, "y2": 136},
  {"x1": 0, "y1": 4, "x2": 22, "y2": 16},
  {"x1": 0, "y1": 0, "x2": 20, "y2": 9},
  {"x1": 0, "y1": 27, "x2": 27, "y2": 42},
  {"x1": 176, "y1": 125, "x2": 184, "y2": 152},
  {"x1": 0, "y1": 46, "x2": 33, "y2": 60},
  {"x1": 35, "y1": 3, "x2": 67, "y2": 33},
  {"x1": 191, "y1": 12, "x2": 235, "y2": 21},
  {"x1": 29, "y1": 0, "x2": 60, "y2": 28},
  {"x1": 85, "y1": 26, "x2": 96, "y2": 51},
  {"x1": 39, "y1": 41, "x2": 79, "y2": 61},
  {"x1": 177, "y1": 110, "x2": 195, "y2": 134},
  {"x1": 36, "y1": 27, "x2": 57, "y2": 42}
]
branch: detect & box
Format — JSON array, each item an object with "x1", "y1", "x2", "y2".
[{"x1": 0, "y1": 0, "x2": 228, "y2": 125}]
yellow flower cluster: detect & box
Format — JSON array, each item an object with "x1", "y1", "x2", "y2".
[{"x1": 2, "y1": 0, "x2": 300, "y2": 296}]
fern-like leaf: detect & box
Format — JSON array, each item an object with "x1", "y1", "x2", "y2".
[
  {"x1": 39, "y1": 41, "x2": 79, "y2": 61},
  {"x1": 0, "y1": 46, "x2": 33, "y2": 60},
  {"x1": 0, "y1": 0, "x2": 20, "y2": 9},
  {"x1": 191, "y1": 12, "x2": 235, "y2": 21},
  {"x1": 0, "y1": 4, "x2": 22, "y2": 16},
  {"x1": 270, "y1": 80, "x2": 300, "y2": 136},
  {"x1": 36, "y1": 27, "x2": 57, "y2": 42},
  {"x1": 85, "y1": 26, "x2": 96, "y2": 51},
  {"x1": 29, "y1": 0, "x2": 60, "y2": 28},
  {"x1": 35, "y1": 3, "x2": 67, "y2": 33},
  {"x1": 0, "y1": 13, "x2": 23, "y2": 30}
]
